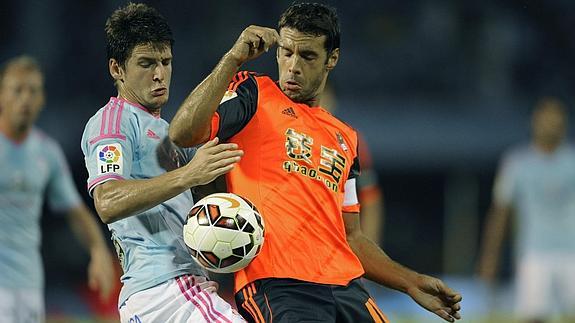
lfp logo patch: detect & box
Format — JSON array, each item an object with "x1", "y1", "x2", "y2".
[{"x1": 97, "y1": 144, "x2": 123, "y2": 175}]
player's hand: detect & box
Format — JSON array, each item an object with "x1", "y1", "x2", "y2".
[
  {"x1": 198, "y1": 280, "x2": 219, "y2": 294},
  {"x1": 88, "y1": 245, "x2": 115, "y2": 301},
  {"x1": 227, "y1": 25, "x2": 280, "y2": 65},
  {"x1": 186, "y1": 137, "x2": 243, "y2": 186},
  {"x1": 407, "y1": 274, "x2": 462, "y2": 322}
]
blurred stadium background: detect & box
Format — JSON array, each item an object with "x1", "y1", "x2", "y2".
[{"x1": 2, "y1": 0, "x2": 574, "y2": 322}]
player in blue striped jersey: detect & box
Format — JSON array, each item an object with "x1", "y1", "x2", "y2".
[
  {"x1": 81, "y1": 4, "x2": 245, "y2": 322},
  {"x1": 0, "y1": 56, "x2": 115, "y2": 322}
]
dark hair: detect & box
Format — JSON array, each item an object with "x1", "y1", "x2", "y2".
[
  {"x1": 0, "y1": 55, "x2": 42, "y2": 87},
  {"x1": 105, "y1": 2, "x2": 174, "y2": 67},
  {"x1": 278, "y1": 3, "x2": 340, "y2": 54}
]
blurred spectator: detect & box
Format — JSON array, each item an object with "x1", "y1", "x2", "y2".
[
  {"x1": 0, "y1": 55, "x2": 115, "y2": 322},
  {"x1": 478, "y1": 98, "x2": 575, "y2": 323},
  {"x1": 321, "y1": 84, "x2": 385, "y2": 244}
]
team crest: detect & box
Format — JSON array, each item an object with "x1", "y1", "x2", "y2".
[
  {"x1": 336, "y1": 132, "x2": 348, "y2": 152},
  {"x1": 97, "y1": 144, "x2": 123, "y2": 175}
]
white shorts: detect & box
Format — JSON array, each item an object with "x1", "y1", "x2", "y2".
[
  {"x1": 119, "y1": 275, "x2": 245, "y2": 323},
  {"x1": 515, "y1": 252, "x2": 575, "y2": 319},
  {"x1": 0, "y1": 287, "x2": 44, "y2": 323}
]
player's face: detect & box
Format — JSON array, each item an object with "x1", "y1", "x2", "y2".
[
  {"x1": 0, "y1": 67, "x2": 45, "y2": 131},
  {"x1": 117, "y1": 43, "x2": 172, "y2": 110},
  {"x1": 532, "y1": 105, "x2": 566, "y2": 144},
  {"x1": 277, "y1": 28, "x2": 338, "y2": 105}
]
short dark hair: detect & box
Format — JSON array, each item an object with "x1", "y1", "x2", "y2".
[
  {"x1": 105, "y1": 2, "x2": 174, "y2": 67},
  {"x1": 278, "y1": 3, "x2": 340, "y2": 54},
  {"x1": 0, "y1": 55, "x2": 42, "y2": 87}
]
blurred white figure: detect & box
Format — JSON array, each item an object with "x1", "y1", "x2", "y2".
[
  {"x1": 479, "y1": 98, "x2": 575, "y2": 323},
  {"x1": 0, "y1": 55, "x2": 115, "y2": 323}
]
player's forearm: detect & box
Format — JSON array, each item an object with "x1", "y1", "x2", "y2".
[
  {"x1": 477, "y1": 206, "x2": 509, "y2": 277},
  {"x1": 348, "y1": 233, "x2": 420, "y2": 294},
  {"x1": 67, "y1": 204, "x2": 109, "y2": 251},
  {"x1": 360, "y1": 198, "x2": 384, "y2": 244},
  {"x1": 93, "y1": 167, "x2": 195, "y2": 223},
  {"x1": 170, "y1": 53, "x2": 240, "y2": 147}
]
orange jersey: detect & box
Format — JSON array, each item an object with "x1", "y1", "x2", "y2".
[{"x1": 210, "y1": 72, "x2": 364, "y2": 292}]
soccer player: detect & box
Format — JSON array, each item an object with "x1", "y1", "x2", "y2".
[
  {"x1": 170, "y1": 3, "x2": 462, "y2": 322},
  {"x1": 478, "y1": 98, "x2": 575, "y2": 323},
  {"x1": 80, "y1": 3, "x2": 245, "y2": 322},
  {"x1": 0, "y1": 55, "x2": 115, "y2": 322},
  {"x1": 321, "y1": 84, "x2": 385, "y2": 244}
]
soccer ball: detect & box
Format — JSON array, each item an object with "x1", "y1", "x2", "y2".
[{"x1": 183, "y1": 192, "x2": 265, "y2": 273}]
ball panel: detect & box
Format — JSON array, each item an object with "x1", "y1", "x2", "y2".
[
  {"x1": 202, "y1": 251, "x2": 221, "y2": 267},
  {"x1": 243, "y1": 222, "x2": 255, "y2": 234},
  {"x1": 214, "y1": 217, "x2": 238, "y2": 230},
  {"x1": 188, "y1": 205, "x2": 202, "y2": 219},
  {"x1": 207, "y1": 204, "x2": 221, "y2": 223},
  {"x1": 196, "y1": 207, "x2": 209, "y2": 226},
  {"x1": 220, "y1": 255, "x2": 243, "y2": 268},
  {"x1": 212, "y1": 241, "x2": 232, "y2": 259}
]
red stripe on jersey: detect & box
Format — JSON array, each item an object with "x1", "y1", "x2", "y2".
[
  {"x1": 227, "y1": 71, "x2": 250, "y2": 93},
  {"x1": 100, "y1": 103, "x2": 109, "y2": 135},
  {"x1": 107, "y1": 99, "x2": 117, "y2": 135},
  {"x1": 114, "y1": 100, "x2": 125, "y2": 134}
]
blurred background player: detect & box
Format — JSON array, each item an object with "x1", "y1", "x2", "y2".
[
  {"x1": 170, "y1": 3, "x2": 462, "y2": 322},
  {"x1": 478, "y1": 98, "x2": 575, "y2": 323},
  {"x1": 321, "y1": 83, "x2": 385, "y2": 244},
  {"x1": 81, "y1": 3, "x2": 245, "y2": 322},
  {"x1": 0, "y1": 55, "x2": 115, "y2": 322}
]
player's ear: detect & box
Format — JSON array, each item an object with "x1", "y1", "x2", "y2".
[
  {"x1": 326, "y1": 48, "x2": 339, "y2": 71},
  {"x1": 109, "y1": 58, "x2": 124, "y2": 83}
]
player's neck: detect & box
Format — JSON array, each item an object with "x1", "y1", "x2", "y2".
[
  {"x1": 0, "y1": 118, "x2": 30, "y2": 143},
  {"x1": 534, "y1": 138, "x2": 561, "y2": 154},
  {"x1": 117, "y1": 94, "x2": 161, "y2": 117}
]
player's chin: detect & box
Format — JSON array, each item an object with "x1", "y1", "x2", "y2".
[
  {"x1": 149, "y1": 95, "x2": 169, "y2": 108},
  {"x1": 284, "y1": 91, "x2": 306, "y2": 103}
]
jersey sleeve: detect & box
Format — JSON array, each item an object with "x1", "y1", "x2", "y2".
[
  {"x1": 493, "y1": 151, "x2": 518, "y2": 207},
  {"x1": 81, "y1": 103, "x2": 136, "y2": 197},
  {"x1": 343, "y1": 135, "x2": 361, "y2": 213},
  {"x1": 209, "y1": 71, "x2": 258, "y2": 142},
  {"x1": 45, "y1": 140, "x2": 82, "y2": 212}
]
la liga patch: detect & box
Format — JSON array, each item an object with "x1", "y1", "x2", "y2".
[{"x1": 97, "y1": 144, "x2": 123, "y2": 175}]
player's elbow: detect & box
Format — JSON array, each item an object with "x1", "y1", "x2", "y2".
[
  {"x1": 93, "y1": 186, "x2": 121, "y2": 224},
  {"x1": 94, "y1": 200, "x2": 117, "y2": 224},
  {"x1": 168, "y1": 121, "x2": 200, "y2": 148},
  {"x1": 168, "y1": 125, "x2": 190, "y2": 148},
  {"x1": 169, "y1": 123, "x2": 210, "y2": 148}
]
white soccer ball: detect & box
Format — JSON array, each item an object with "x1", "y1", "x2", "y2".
[{"x1": 183, "y1": 192, "x2": 265, "y2": 273}]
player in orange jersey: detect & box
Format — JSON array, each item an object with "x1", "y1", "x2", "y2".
[{"x1": 170, "y1": 3, "x2": 461, "y2": 322}]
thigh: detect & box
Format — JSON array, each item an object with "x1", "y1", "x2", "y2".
[
  {"x1": 0, "y1": 288, "x2": 44, "y2": 323},
  {"x1": 120, "y1": 275, "x2": 244, "y2": 323},
  {"x1": 515, "y1": 254, "x2": 553, "y2": 319},
  {"x1": 556, "y1": 253, "x2": 575, "y2": 315},
  {"x1": 332, "y1": 279, "x2": 389, "y2": 323},
  {"x1": 235, "y1": 279, "x2": 336, "y2": 323}
]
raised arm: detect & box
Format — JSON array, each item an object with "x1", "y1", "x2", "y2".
[
  {"x1": 169, "y1": 26, "x2": 280, "y2": 147},
  {"x1": 343, "y1": 212, "x2": 462, "y2": 322}
]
